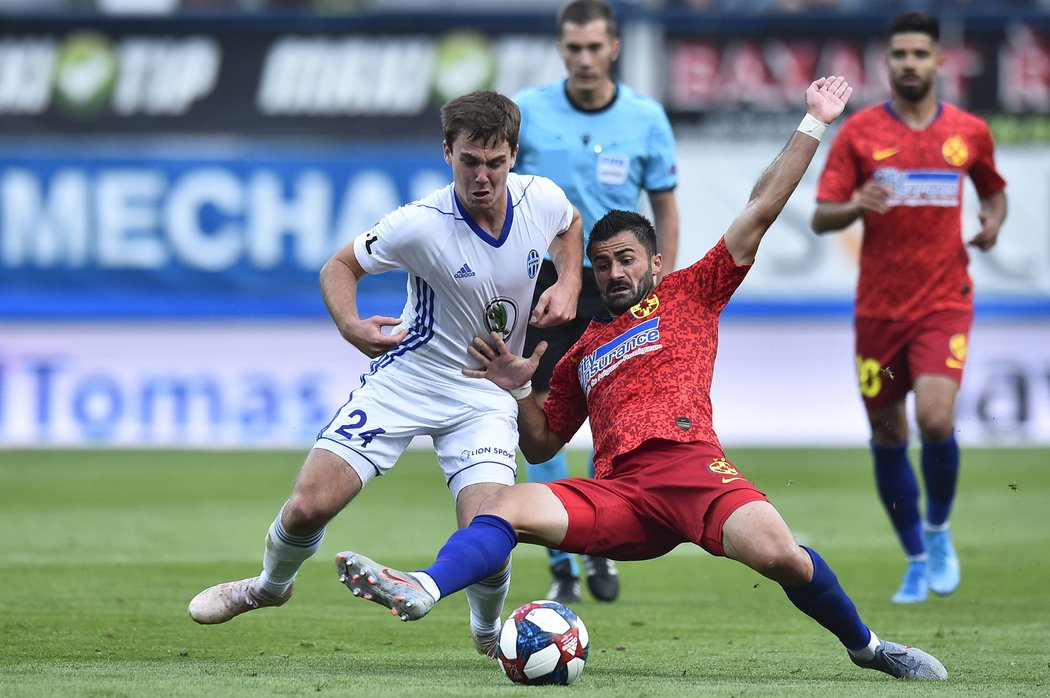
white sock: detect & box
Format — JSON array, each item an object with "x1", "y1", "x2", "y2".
[
  {"x1": 256, "y1": 509, "x2": 324, "y2": 598},
  {"x1": 465, "y1": 560, "x2": 511, "y2": 633},
  {"x1": 925, "y1": 520, "x2": 950, "y2": 533},
  {"x1": 848, "y1": 630, "x2": 881, "y2": 661},
  {"x1": 413, "y1": 572, "x2": 442, "y2": 601}
]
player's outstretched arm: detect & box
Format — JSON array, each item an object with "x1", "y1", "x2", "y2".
[
  {"x1": 320, "y1": 244, "x2": 408, "y2": 358},
  {"x1": 725, "y1": 76, "x2": 852, "y2": 265},
  {"x1": 463, "y1": 332, "x2": 568, "y2": 463}
]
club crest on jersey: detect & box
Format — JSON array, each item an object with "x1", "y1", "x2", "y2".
[
  {"x1": 630, "y1": 294, "x2": 659, "y2": 319},
  {"x1": 526, "y1": 249, "x2": 541, "y2": 279},
  {"x1": 942, "y1": 136, "x2": 969, "y2": 167},
  {"x1": 485, "y1": 297, "x2": 519, "y2": 340}
]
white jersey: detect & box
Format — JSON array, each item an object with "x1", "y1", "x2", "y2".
[{"x1": 352, "y1": 172, "x2": 574, "y2": 390}]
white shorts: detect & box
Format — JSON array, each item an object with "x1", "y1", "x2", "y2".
[{"x1": 313, "y1": 364, "x2": 518, "y2": 500}]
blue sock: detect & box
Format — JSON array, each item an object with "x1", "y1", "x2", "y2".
[
  {"x1": 921, "y1": 434, "x2": 959, "y2": 527},
  {"x1": 421, "y1": 515, "x2": 517, "y2": 597},
  {"x1": 526, "y1": 451, "x2": 577, "y2": 577},
  {"x1": 782, "y1": 546, "x2": 871, "y2": 651},
  {"x1": 871, "y1": 441, "x2": 924, "y2": 556}
]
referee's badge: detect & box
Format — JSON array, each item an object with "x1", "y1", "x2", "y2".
[{"x1": 596, "y1": 152, "x2": 629, "y2": 187}]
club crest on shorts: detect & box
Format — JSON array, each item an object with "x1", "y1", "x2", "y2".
[
  {"x1": 946, "y1": 333, "x2": 967, "y2": 369},
  {"x1": 630, "y1": 294, "x2": 659, "y2": 319},
  {"x1": 485, "y1": 297, "x2": 519, "y2": 339},
  {"x1": 708, "y1": 457, "x2": 744, "y2": 483}
]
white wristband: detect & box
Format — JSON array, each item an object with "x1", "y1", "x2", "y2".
[
  {"x1": 797, "y1": 113, "x2": 828, "y2": 141},
  {"x1": 508, "y1": 381, "x2": 533, "y2": 400}
]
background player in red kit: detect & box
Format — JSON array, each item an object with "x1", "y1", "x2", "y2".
[
  {"x1": 811, "y1": 11, "x2": 1008, "y2": 604},
  {"x1": 333, "y1": 76, "x2": 949, "y2": 681}
]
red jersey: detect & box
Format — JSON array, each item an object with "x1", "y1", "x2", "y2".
[
  {"x1": 816, "y1": 102, "x2": 1006, "y2": 321},
  {"x1": 544, "y1": 238, "x2": 750, "y2": 478}
]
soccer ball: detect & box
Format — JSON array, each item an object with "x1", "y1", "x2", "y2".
[{"x1": 497, "y1": 600, "x2": 589, "y2": 685}]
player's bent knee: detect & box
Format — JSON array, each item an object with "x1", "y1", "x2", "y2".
[
  {"x1": 742, "y1": 541, "x2": 810, "y2": 585},
  {"x1": 769, "y1": 545, "x2": 812, "y2": 585},
  {"x1": 480, "y1": 483, "x2": 567, "y2": 547},
  {"x1": 723, "y1": 501, "x2": 810, "y2": 584},
  {"x1": 282, "y1": 493, "x2": 340, "y2": 533},
  {"x1": 917, "y1": 415, "x2": 954, "y2": 442}
]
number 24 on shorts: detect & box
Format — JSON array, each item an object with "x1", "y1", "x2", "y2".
[{"x1": 335, "y1": 409, "x2": 386, "y2": 447}]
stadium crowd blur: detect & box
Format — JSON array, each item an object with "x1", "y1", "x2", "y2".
[{"x1": 2, "y1": 0, "x2": 1047, "y2": 15}]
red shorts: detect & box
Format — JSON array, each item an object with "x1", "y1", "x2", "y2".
[
  {"x1": 854, "y1": 308, "x2": 972, "y2": 411},
  {"x1": 544, "y1": 439, "x2": 768, "y2": 560}
]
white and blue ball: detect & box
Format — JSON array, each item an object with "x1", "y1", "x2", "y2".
[{"x1": 497, "y1": 600, "x2": 589, "y2": 685}]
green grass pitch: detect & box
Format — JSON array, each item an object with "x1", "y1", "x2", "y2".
[{"x1": 1, "y1": 447, "x2": 1048, "y2": 696}]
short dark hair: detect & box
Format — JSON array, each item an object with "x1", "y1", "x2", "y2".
[
  {"x1": 557, "y1": 0, "x2": 617, "y2": 37},
  {"x1": 885, "y1": 10, "x2": 939, "y2": 43},
  {"x1": 440, "y1": 90, "x2": 521, "y2": 152},
  {"x1": 586, "y1": 210, "x2": 657, "y2": 260}
]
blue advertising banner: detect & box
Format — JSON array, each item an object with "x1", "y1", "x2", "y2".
[
  {"x1": 4, "y1": 141, "x2": 1048, "y2": 320},
  {"x1": 0, "y1": 142, "x2": 449, "y2": 318}
]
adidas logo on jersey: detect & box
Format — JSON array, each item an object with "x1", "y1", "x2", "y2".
[{"x1": 453, "y1": 263, "x2": 476, "y2": 279}]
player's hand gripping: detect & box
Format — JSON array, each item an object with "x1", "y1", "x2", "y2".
[
  {"x1": 343, "y1": 315, "x2": 409, "y2": 359},
  {"x1": 463, "y1": 332, "x2": 544, "y2": 391},
  {"x1": 806, "y1": 75, "x2": 852, "y2": 125}
]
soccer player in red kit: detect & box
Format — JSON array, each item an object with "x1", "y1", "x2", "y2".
[
  {"x1": 812, "y1": 11, "x2": 1007, "y2": 604},
  {"x1": 334, "y1": 77, "x2": 948, "y2": 680}
]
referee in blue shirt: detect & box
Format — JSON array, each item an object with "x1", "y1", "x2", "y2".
[{"x1": 514, "y1": 0, "x2": 680, "y2": 604}]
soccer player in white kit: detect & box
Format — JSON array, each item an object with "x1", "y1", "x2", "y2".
[{"x1": 189, "y1": 90, "x2": 584, "y2": 659}]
